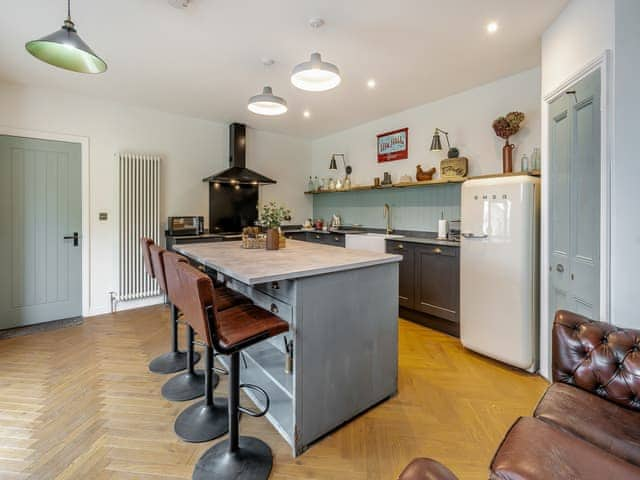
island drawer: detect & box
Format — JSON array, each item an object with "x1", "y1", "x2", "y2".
[
  {"x1": 225, "y1": 278, "x2": 293, "y2": 324},
  {"x1": 255, "y1": 279, "x2": 294, "y2": 302},
  {"x1": 250, "y1": 289, "x2": 293, "y2": 324}
]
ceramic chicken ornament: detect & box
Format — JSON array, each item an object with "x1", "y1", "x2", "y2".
[{"x1": 416, "y1": 165, "x2": 436, "y2": 181}]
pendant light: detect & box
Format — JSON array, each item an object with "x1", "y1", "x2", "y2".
[
  {"x1": 248, "y1": 59, "x2": 288, "y2": 116},
  {"x1": 248, "y1": 86, "x2": 288, "y2": 116},
  {"x1": 290, "y1": 19, "x2": 341, "y2": 92},
  {"x1": 25, "y1": 0, "x2": 107, "y2": 74}
]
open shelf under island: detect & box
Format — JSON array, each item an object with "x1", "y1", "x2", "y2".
[{"x1": 174, "y1": 240, "x2": 402, "y2": 456}]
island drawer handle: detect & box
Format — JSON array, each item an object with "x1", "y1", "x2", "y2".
[
  {"x1": 270, "y1": 303, "x2": 279, "y2": 314},
  {"x1": 396, "y1": 244, "x2": 404, "y2": 250},
  {"x1": 271, "y1": 281, "x2": 280, "y2": 290},
  {"x1": 433, "y1": 247, "x2": 442, "y2": 254}
]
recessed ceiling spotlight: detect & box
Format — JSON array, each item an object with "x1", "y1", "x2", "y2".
[
  {"x1": 168, "y1": 0, "x2": 190, "y2": 9},
  {"x1": 303, "y1": 110, "x2": 311, "y2": 118},
  {"x1": 367, "y1": 79, "x2": 376, "y2": 89},
  {"x1": 486, "y1": 21, "x2": 498, "y2": 34}
]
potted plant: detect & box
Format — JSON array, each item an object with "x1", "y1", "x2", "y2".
[
  {"x1": 492, "y1": 111, "x2": 525, "y2": 173},
  {"x1": 259, "y1": 201, "x2": 292, "y2": 250}
]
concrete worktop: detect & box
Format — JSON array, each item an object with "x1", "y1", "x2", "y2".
[{"x1": 175, "y1": 240, "x2": 402, "y2": 285}]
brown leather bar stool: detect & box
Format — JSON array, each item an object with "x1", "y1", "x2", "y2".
[
  {"x1": 176, "y1": 262, "x2": 289, "y2": 480},
  {"x1": 161, "y1": 250, "x2": 251, "y2": 403},
  {"x1": 140, "y1": 237, "x2": 195, "y2": 374}
]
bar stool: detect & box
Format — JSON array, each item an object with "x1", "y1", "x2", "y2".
[
  {"x1": 176, "y1": 262, "x2": 289, "y2": 479},
  {"x1": 161, "y1": 251, "x2": 251, "y2": 402},
  {"x1": 140, "y1": 237, "x2": 196, "y2": 374}
]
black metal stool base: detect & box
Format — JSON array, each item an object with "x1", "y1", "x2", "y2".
[
  {"x1": 148, "y1": 350, "x2": 201, "y2": 374},
  {"x1": 174, "y1": 398, "x2": 229, "y2": 443},
  {"x1": 193, "y1": 437, "x2": 273, "y2": 480},
  {"x1": 161, "y1": 369, "x2": 217, "y2": 401}
]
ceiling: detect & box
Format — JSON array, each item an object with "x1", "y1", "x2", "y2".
[{"x1": 1, "y1": 0, "x2": 568, "y2": 138}]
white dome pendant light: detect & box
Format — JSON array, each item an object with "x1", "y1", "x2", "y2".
[
  {"x1": 291, "y1": 19, "x2": 341, "y2": 92},
  {"x1": 248, "y1": 86, "x2": 288, "y2": 116},
  {"x1": 248, "y1": 59, "x2": 288, "y2": 116}
]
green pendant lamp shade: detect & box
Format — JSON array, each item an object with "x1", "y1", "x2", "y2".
[{"x1": 25, "y1": 1, "x2": 107, "y2": 74}]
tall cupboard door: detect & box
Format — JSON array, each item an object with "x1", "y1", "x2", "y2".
[{"x1": 549, "y1": 70, "x2": 601, "y2": 320}]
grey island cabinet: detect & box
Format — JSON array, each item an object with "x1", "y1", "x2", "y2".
[{"x1": 174, "y1": 240, "x2": 401, "y2": 456}]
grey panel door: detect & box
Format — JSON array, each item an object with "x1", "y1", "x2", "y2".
[
  {"x1": 0, "y1": 135, "x2": 82, "y2": 329},
  {"x1": 549, "y1": 70, "x2": 601, "y2": 320}
]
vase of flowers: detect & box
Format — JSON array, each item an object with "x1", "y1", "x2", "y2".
[
  {"x1": 259, "y1": 201, "x2": 292, "y2": 251},
  {"x1": 492, "y1": 111, "x2": 525, "y2": 173}
]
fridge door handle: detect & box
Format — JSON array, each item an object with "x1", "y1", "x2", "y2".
[{"x1": 462, "y1": 233, "x2": 488, "y2": 239}]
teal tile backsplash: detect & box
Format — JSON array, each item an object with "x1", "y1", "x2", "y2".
[{"x1": 312, "y1": 184, "x2": 461, "y2": 232}]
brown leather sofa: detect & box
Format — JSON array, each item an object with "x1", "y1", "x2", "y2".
[{"x1": 398, "y1": 310, "x2": 640, "y2": 479}]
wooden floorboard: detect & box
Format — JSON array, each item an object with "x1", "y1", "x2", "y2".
[{"x1": 0, "y1": 305, "x2": 548, "y2": 479}]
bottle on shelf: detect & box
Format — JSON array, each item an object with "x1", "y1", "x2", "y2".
[
  {"x1": 307, "y1": 176, "x2": 314, "y2": 192},
  {"x1": 531, "y1": 147, "x2": 540, "y2": 171},
  {"x1": 520, "y1": 154, "x2": 529, "y2": 173}
]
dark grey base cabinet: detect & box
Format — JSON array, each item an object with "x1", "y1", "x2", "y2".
[
  {"x1": 386, "y1": 240, "x2": 460, "y2": 335},
  {"x1": 284, "y1": 231, "x2": 345, "y2": 248}
]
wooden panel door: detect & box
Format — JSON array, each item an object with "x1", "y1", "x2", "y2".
[
  {"x1": 0, "y1": 135, "x2": 82, "y2": 329},
  {"x1": 414, "y1": 245, "x2": 459, "y2": 322},
  {"x1": 386, "y1": 241, "x2": 415, "y2": 308},
  {"x1": 549, "y1": 70, "x2": 601, "y2": 320}
]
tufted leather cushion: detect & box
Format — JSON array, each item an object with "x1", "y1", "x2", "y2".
[
  {"x1": 140, "y1": 237, "x2": 155, "y2": 279},
  {"x1": 553, "y1": 310, "x2": 640, "y2": 411},
  {"x1": 490, "y1": 417, "x2": 640, "y2": 480},
  {"x1": 397, "y1": 458, "x2": 458, "y2": 480},
  {"x1": 535, "y1": 382, "x2": 640, "y2": 466}
]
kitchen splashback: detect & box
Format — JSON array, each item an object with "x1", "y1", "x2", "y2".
[{"x1": 313, "y1": 183, "x2": 461, "y2": 231}]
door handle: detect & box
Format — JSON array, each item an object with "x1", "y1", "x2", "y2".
[
  {"x1": 462, "y1": 233, "x2": 488, "y2": 239},
  {"x1": 63, "y1": 232, "x2": 79, "y2": 247},
  {"x1": 556, "y1": 264, "x2": 564, "y2": 273}
]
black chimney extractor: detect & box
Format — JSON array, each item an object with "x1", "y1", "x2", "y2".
[{"x1": 202, "y1": 123, "x2": 276, "y2": 185}]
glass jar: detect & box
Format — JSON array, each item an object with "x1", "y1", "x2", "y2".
[{"x1": 520, "y1": 154, "x2": 529, "y2": 173}]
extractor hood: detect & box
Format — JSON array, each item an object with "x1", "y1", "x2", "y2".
[{"x1": 202, "y1": 123, "x2": 276, "y2": 185}]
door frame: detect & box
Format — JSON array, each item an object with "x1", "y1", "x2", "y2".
[
  {"x1": 0, "y1": 126, "x2": 90, "y2": 318},
  {"x1": 540, "y1": 50, "x2": 613, "y2": 379}
]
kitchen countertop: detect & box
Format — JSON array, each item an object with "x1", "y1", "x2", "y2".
[
  {"x1": 174, "y1": 240, "x2": 402, "y2": 284},
  {"x1": 285, "y1": 228, "x2": 460, "y2": 247}
]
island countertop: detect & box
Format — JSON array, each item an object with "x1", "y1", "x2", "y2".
[{"x1": 174, "y1": 239, "x2": 402, "y2": 285}]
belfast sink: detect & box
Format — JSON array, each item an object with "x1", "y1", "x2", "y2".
[{"x1": 345, "y1": 233, "x2": 405, "y2": 252}]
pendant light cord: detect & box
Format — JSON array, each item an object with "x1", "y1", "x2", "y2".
[{"x1": 67, "y1": 0, "x2": 71, "y2": 20}]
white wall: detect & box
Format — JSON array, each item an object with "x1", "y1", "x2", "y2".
[
  {"x1": 312, "y1": 68, "x2": 541, "y2": 185},
  {"x1": 541, "y1": 0, "x2": 614, "y2": 94},
  {"x1": 0, "y1": 82, "x2": 311, "y2": 316},
  {"x1": 612, "y1": 0, "x2": 640, "y2": 328}
]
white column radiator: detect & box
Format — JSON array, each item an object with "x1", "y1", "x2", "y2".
[{"x1": 117, "y1": 153, "x2": 161, "y2": 301}]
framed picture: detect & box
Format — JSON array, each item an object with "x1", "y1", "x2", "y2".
[{"x1": 377, "y1": 128, "x2": 408, "y2": 163}]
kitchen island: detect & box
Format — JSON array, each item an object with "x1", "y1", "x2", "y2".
[{"x1": 174, "y1": 240, "x2": 401, "y2": 456}]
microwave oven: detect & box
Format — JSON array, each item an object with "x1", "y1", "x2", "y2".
[{"x1": 167, "y1": 216, "x2": 204, "y2": 236}]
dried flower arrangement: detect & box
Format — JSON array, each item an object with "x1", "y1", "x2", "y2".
[{"x1": 492, "y1": 111, "x2": 525, "y2": 173}]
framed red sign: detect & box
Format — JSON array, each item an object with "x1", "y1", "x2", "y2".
[{"x1": 377, "y1": 128, "x2": 408, "y2": 163}]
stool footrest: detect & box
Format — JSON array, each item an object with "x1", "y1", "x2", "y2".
[{"x1": 239, "y1": 384, "x2": 270, "y2": 417}]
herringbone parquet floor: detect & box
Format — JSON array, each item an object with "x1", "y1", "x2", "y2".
[{"x1": 0, "y1": 305, "x2": 547, "y2": 479}]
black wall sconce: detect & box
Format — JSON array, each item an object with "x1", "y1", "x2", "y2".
[{"x1": 430, "y1": 128, "x2": 459, "y2": 158}]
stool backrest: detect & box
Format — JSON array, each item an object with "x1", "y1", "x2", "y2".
[
  {"x1": 175, "y1": 261, "x2": 216, "y2": 347},
  {"x1": 162, "y1": 251, "x2": 190, "y2": 310},
  {"x1": 140, "y1": 237, "x2": 155, "y2": 279},
  {"x1": 149, "y1": 244, "x2": 168, "y2": 294}
]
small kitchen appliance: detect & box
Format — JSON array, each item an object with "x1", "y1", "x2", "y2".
[{"x1": 167, "y1": 216, "x2": 204, "y2": 236}]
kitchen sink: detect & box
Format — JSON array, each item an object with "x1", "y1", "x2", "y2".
[{"x1": 345, "y1": 232, "x2": 405, "y2": 252}]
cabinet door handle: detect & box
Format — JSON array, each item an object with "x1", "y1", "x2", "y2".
[
  {"x1": 63, "y1": 232, "x2": 79, "y2": 247},
  {"x1": 334, "y1": 236, "x2": 340, "y2": 241},
  {"x1": 270, "y1": 303, "x2": 279, "y2": 314},
  {"x1": 315, "y1": 234, "x2": 321, "y2": 239},
  {"x1": 556, "y1": 264, "x2": 564, "y2": 273},
  {"x1": 271, "y1": 281, "x2": 280, "y2": 290},
  {"x1": 433, "y1": 247, "x2": 442, "y2": 254},
  {"x1": 396, "y1": 244, "x2": 404, "y2": 250}
]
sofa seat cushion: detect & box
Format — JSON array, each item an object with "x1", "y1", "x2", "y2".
[
  {"x1": 534, "y1": 382, "x2": 640, "y2": 466},
  {"x1": 490, "y1": 417, "x2": 640, "y2": 480}
]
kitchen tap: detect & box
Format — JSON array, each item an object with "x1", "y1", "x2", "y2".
[{"x1": 383, "y1": 203, "x2": 392, "y2": 234}]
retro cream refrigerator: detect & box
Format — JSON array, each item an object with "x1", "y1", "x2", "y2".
[{"x1": 460, "y1": 176, "x2": 540, "y2": 372}]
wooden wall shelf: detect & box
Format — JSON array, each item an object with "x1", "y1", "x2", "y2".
[{"x1": 304, "y1": 177, "x2": 466, "y2": 195}]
